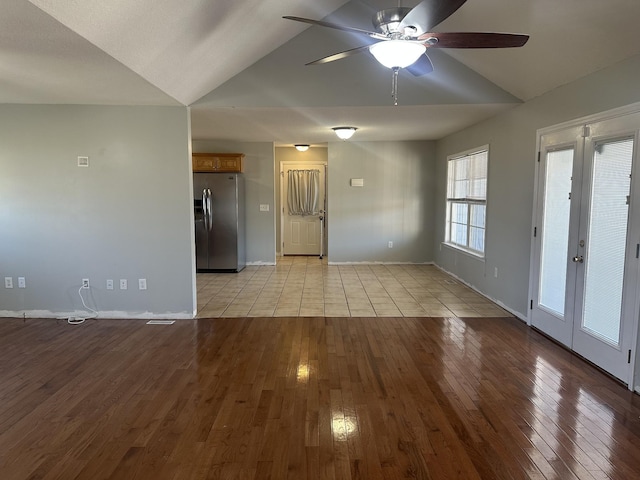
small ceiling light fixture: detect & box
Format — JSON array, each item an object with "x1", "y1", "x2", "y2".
[
  {"x1": 332, "y1": 126, "x2": 357, "y2": 140},
  {"x1": 294, "y1": 144, "x2": 310, "y2": 152}
]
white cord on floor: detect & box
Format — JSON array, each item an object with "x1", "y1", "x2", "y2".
[{"x1": 67, "y1": 286, "x2": 99, "y2": 325}]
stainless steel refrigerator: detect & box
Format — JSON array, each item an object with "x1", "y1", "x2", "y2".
[{"x1": 193, "y1": 173, "x2": 245, "y2": 272}]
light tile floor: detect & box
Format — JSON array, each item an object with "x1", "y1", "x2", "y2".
[{"x1": 196, "y1": 256, "x2": 513, "y2": 318}]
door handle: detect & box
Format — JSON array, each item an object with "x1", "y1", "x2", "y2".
[
  {"x1": 206, "y1": 188, "x2": 213, "y2": 232},
  {"x1": 202, "y1": 189, "x2": 208, "y2": 231},
  {"x1": 572, "y1": 255, "x2": 584, "y2": 263}
]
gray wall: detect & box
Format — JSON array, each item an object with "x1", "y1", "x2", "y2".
[
  {"x1": 433, "y1": 53, "x2": 640, "y2": 318},
  {"x1": 0, "y1": 105, "x2": 195, "y2": 318},
  {"x1": 327, "y1": 140, "x2": 436, "y2": 263},
  {"x1": 192, "y1": 140, "x2": 276, "y2": 265}
]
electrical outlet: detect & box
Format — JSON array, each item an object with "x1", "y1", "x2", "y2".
[
  {"x1": 494, "y1": 267, "x2": 498, "y2": 278},
  {"x1": 4, "y1": 277, "x2": 13, "y2": 289},
  {"x1": 138, "y1": 278, "x2": 147, "y2": 290},
  {"x1": 18, "y1": 277, "x2": 26, "y2": 288},
  {"x1": 82, "y1": 278, "x2": 90, "y2": 289},
  {"x1": 388, "y1": 241, "x2": 393, "y2": 248},
  {"x1": 106, "y1": 279, "x2": 114, "y2": 290},
  {"x1": 119, "y1": 279, "x2": 127, "y2": 290},
  {"x1": 259, "y1": 204, "x2": 270, "y2": 212}
]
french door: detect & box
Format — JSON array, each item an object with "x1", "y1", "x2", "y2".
[{"x1": 530, "y1": 112, "x2": 640, "y2": 383}]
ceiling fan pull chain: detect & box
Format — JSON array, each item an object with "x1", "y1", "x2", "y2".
[{"x1": 392, "y1": 67, "x2": 399, "y2": 106}]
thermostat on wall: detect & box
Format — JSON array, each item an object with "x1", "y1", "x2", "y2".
[{"x1": 350, "y1": 178, "x2": 364, "y2": 187}]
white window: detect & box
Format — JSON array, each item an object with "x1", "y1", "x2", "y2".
[{"x1": 445, "y1": 147, "x2": 488, "y2": 256}]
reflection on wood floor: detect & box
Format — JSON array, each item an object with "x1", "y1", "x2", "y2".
[{"x1": 2, "y1": 316, "x2": 640, "y2": 479}]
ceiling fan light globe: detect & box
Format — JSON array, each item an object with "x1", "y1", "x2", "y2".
[{"x1": 369, "y1": 40, "x2": 426, "y2": 69}]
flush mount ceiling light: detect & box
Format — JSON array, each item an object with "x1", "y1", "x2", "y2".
[
  {"x1": 332, "y1": 127, "x2": 357, "y2": 140},
  {"x1": 295, "y1": 144, "x2": 310, "y2": 152},
  {"x1": 368, "y1": 40, "x2": 426, "y2": 69}
]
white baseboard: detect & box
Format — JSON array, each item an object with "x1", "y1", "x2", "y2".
[
  {"x1": 327, "y1": 261, "x2": 435, "y2": 266},
  {"x1": 433, "y1": 265, "x2": 527, "y2": 322},
  {"x1": 0, "y1": 310, "x2": 194, "y2": 320},
  {"x1": 246, "y1": 261, "x2": 277, "y2": 266}
]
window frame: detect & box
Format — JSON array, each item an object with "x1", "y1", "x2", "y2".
[{"x1": 444, "y1": 145, "x2": 489, "y2": 257}]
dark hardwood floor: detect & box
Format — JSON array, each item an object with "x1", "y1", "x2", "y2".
[{"x1": 1, "y1": 316, "x2": 640, "y2": 479}]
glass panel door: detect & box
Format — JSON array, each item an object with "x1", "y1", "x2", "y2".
[
  {"x1": 530, "y1": 112, "x2": 640, "y2": 384},
  {"x1": 530, "y1": 126, "x2": 584, "y2": 347},
  {"x1": 572, "y1": 114, "x2": 640, "y2": 382}
]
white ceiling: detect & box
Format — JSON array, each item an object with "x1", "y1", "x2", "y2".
[{"x1": 3, "y1": 0, "x2": 640, "y2": 144}]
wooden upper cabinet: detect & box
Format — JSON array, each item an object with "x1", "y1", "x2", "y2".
[{"x1": 192, "y1": 153, "x2": 244, "y2": 173}]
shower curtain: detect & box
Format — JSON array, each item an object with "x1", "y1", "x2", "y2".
[{"x1": 287, "y1": 169, "x2": 320, "y2": 216}]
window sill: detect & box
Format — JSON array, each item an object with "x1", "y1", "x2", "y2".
[{"x1": 441, "y1": 242, "x2": 485, "y2": 261}]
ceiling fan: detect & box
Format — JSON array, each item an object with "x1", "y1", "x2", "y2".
[{"x1": 284, "y1": 0, "x2": 529, "y2": 104}]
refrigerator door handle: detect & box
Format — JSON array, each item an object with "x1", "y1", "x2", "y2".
[
  {"x1": 202, "y1": 189, "x2": 209, "y2": 231},
  {"x1": 206, "y1": 188, "x2": 213, "y2": 232}
]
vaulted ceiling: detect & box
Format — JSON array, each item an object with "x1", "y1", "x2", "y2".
[{"x1": 3, "y1": 0, "x2": 640, "y2": 144}]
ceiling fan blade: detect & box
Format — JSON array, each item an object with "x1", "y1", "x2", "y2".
[
  {"x1": 283, "y1": 16, "x2": 385, "y2": 39},
  {"x1": 306, "y1": 44, "x2": 373, "y2": 66},
  {"x1": 420, "y1": 32, "x2": 529, "y2": 48},
  {"x1": 399, "y1": 0, "x2": 468, "y2": 32},
  {"x1": 406, "y1": 54, "x2": 434, "y2": 76}
]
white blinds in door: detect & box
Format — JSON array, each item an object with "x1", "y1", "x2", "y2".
[
  {"x1": 582, "y1": 138, "x2": 633, "y2": 345},
  {"x1": 539, "y1": 148, "x2": 573, "y2": 316}
]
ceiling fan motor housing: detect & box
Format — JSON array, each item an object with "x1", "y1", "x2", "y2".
[{"x1": 373, "y1": 8, "x2": 423, "y2": 37}]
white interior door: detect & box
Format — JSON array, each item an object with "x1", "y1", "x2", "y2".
[
  {"x1": 282, "y1": 163, "x2": 326, "y2": 256},
  {"x1": 530, "y1": 113, "x2": 640, "y2": 383}
]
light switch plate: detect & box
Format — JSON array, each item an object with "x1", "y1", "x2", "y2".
[{"x1": 259, "y1": 204, "x2": 270, "y2": 212}]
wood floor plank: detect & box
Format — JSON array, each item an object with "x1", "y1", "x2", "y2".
[{"x1": 1, "y1": 317, "x2": 640, "y2": 479}]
